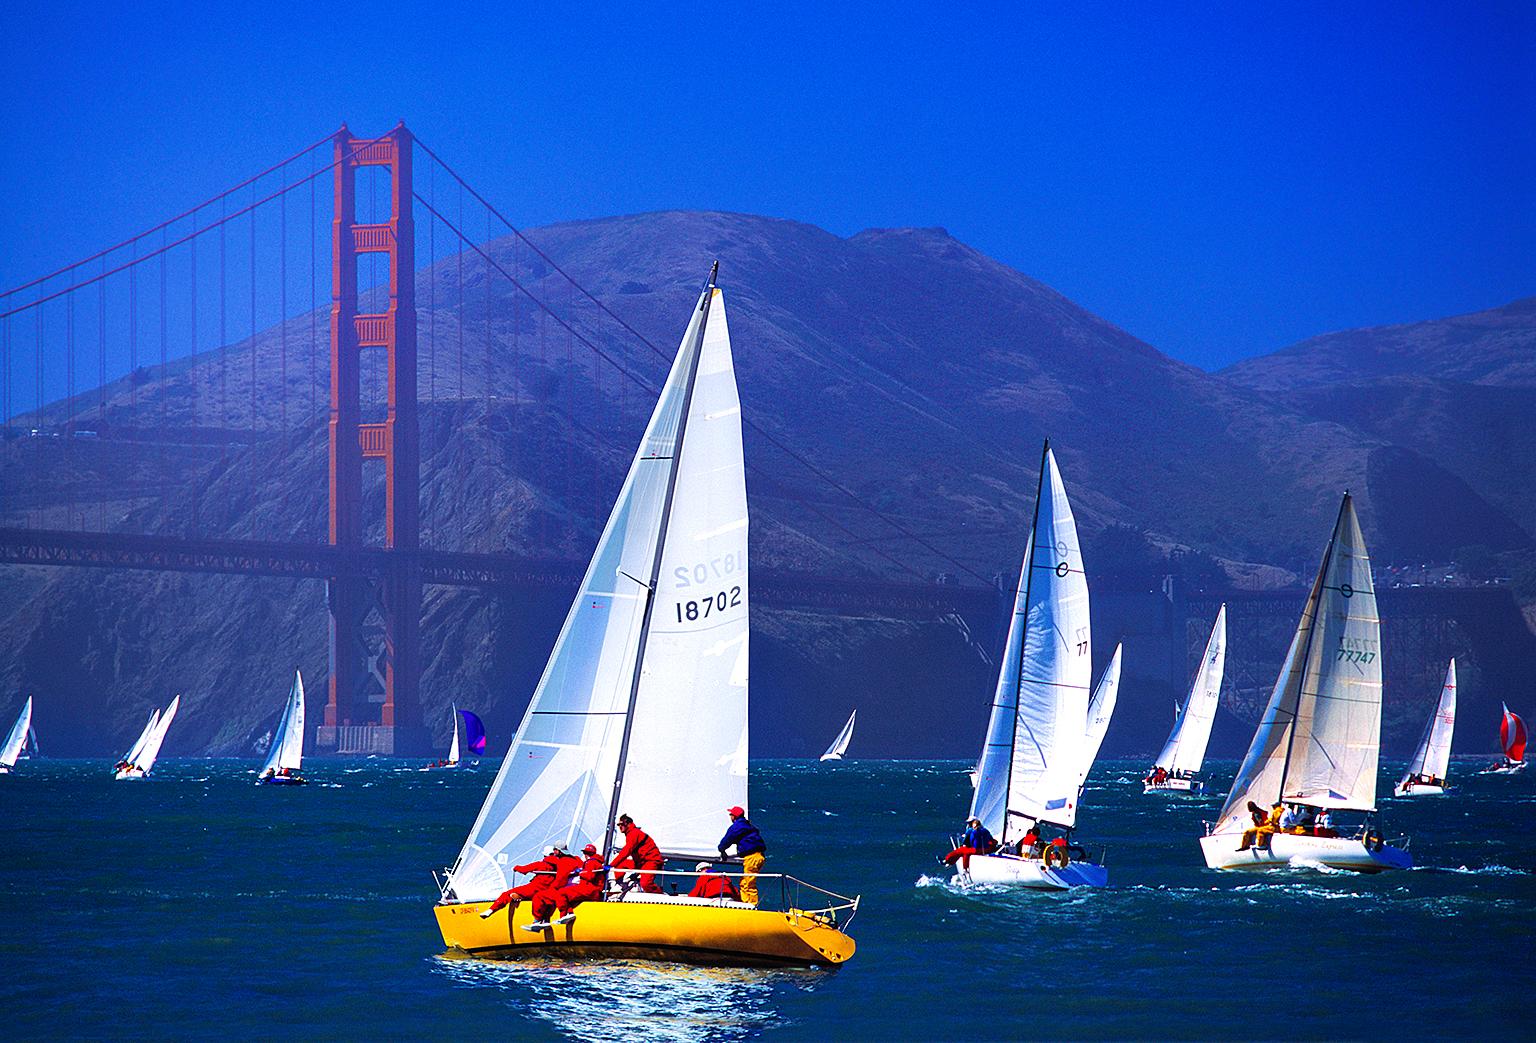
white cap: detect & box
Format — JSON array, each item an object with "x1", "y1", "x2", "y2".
[{"x1": 695, "y1": 861, "x2": 712, "y2": 872}]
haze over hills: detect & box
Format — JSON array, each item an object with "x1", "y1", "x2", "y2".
[{"x1": 2, "y1": 210, "x2": 1533, "y2": 760}]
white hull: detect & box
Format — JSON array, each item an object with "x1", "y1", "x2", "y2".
[
  {"x1": 1481, "y1": 763, "x2": 1526, "y2": 775},
  {"x1": 818, "y1": 754, "x2": 842, "y2": 763},
  {"x1": 956, "y1": 852, "x2": 1107, "y2": 891},
  {"x1": 114, "y1": 769, "x2": 148, "y2": 781},
  {"x1": 1393, "y1": 782, "x2": 1448, "y2": 797},
  {"x1": 1144, "y1": 778, "x2": 1203, "y2": 794},
  {"x1": 1199, "y1": 832, "x2": 1411, "y2": 873},
  {"x1": 419, "y1": 763, "x2": 460, "y2": 772},
  {"x1": 258, "y1": 774, "x2": 308, "y2": 786}
]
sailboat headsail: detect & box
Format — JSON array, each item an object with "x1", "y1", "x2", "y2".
[
  {"x1": 1, "y1": 696, "x2": 32, "y2": 768},
  {"x1": 821, "y1": 711, "x2": 857, "y2": 761},
  {"x1": 458, "y1": 710, "x2": 487, "y2": 756},
  {"x1": 1076, "y1": 644, "x2": 1121, "y2": 791},
  {"x1": 969, "y1": 445, "x2": 1091, "y2": 840},
  {"x1": 122, "y1": 708, "x2": 161, "y2": 767},
  {"x1": 261, "y1": 672, "x2": 306, "y2": 775},
  {"x1": 1501, "y1": 704, "x2": 1527, "y2": 763},
  {"x1": 1401, "y1": 660, "x2": 1456, "y2": 784},
  {"x1": 446, "y1": 276, "x2": 745, "y2": 901},
  {"x1": 136, "y1": 695, "x2": 181, "y2": 775},
  {"x1": 1155, "y1": 605, "x2": 1225, "y2": 774},
  {"x1": 1214, "y1": 495, "x2": 1380, "y2": 834},
  {"x1": 448, "y1": 703, "x2": 462, "y2": 764}
]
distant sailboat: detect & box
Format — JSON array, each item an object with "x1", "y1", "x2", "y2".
[
  {"x1": 1484, "y1": 703, "x2": 1527, "y2": 774},
  {"x1": 423, "y1": 705, "x2": 487, "y2": 770},
  {"x1": 114, "y1": 695, "x2": 181, "y2": 780},
  {"x1": 1199, "y1": 495, "x2": 1409, "y2": 873},
  {"x1": 957, "y1": 442, "x2": 1109, "y2": 890},
  {"x1": 1394, "y1": 660, "x2": 1457, "y2": 796},
  {"x1": 819, "y1": 711, "x2": 856, "y2": 762},
  {"x1": 1144, "y1": 605, "x2": 1225, "y2": 795},
  {"x1": 258, "y1": 672, "x2": 307, "y2": 786},
  {"x1": 433, "y1": 269, "x2": 857, "y2": 965},
  {"x1": 0, "y1": 696, "x2": 32, "y2": 774}
]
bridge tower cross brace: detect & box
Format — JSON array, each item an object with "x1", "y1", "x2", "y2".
[{"x1": 321, "y1": 123, "x2": 425, "y2": 755}]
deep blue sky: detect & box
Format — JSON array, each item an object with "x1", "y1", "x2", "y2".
[{"x1": 2, "y1": 2, "x2": 1531, "y2": 370}]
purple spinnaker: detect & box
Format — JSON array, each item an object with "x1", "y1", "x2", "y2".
[{"x1": 459, "y1": 710, "x2": 487, "y2": 756}]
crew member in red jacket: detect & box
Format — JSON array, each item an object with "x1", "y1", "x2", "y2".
[
  {"x1": 481, "y1": 844, "x2": 578, "y2": 919},
  {"x1": 611, "y1": 814, "x2": 665, "y2": 893},
  {"x1": 688, "y1": 861, "x2": 739, "y2": 900},
  {"x1": 533, "y1": 843, "x2": 608, "y2": 925}
]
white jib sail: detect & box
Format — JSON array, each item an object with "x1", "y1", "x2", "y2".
[
  {"x1": 970, "y1": 445, "x2": 1091, "y2": 839},
  {"x1": 1213, "y1": 495, "x2": 1380, "y2": 833},
  {"x1": 261, "y1": 672, "x2": 306, "y2": 775},
  {"x1": 446, "y1": 279, "x2": 739, "y2": 902},
  {"x1": 448, "y1": 703, "x2": 461, "y2": 764},
  {"x1": 122, "y1": 708, "x2": 160, "y2": 767},
  {"x1": 1, "y1": 696, "x2": 32, "y2": 768},
  {"x1": 136, "y1": 695, "x2": 181, "y2": 775},
  {"x1": 1077, "y1": 644, "x2": 1121, "y2": 792},
  {"x1": 1401, "y1": 659, "x2": 1456, "y2": 784},
  {"x1": 821, "y1": 711, "x2": 857, "y2": 761},
  {"x1": 1155, "y1": 604, "x2": 1226, "y2": 774}
]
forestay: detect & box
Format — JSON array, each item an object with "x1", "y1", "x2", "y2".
[
  {"x1": 1, "y1": 696, "x2": 32, "y2": 768},
  {"x1": 261, "y1": 672, "x2": 306, "y2": 775},
  {"x1": 446, "y1": 278, "x2": 745, "y2": 902},
  {"x1": 1077, "y1": 644, "x2": 1121, "y2": 791},
  {"x1": 1213, "y1": 496, "x2": 1381, "y2": 834},
  {"x1": 1402, "y1": 660, "x2": 1456, "y2": 783},
  {"x1": 1155, "y1": 605, "x2": 1226, "y2": 774},
  {"x1": 969, "y1": 446, "x2": 1091, "y2": 839}
]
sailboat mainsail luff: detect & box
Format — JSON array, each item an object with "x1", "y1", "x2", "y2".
[{"x1": 603, "y1": 267, "x2": 716, "y2": 860}]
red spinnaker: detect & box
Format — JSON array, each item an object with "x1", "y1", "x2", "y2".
[{"x1": 1501, "y1": 706, "x2": 1527, "y2": 762}]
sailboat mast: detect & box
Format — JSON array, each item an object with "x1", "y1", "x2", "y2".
[
  {"x1": 602, "y1": 263, "x2": 719, "y2": 860},
  {"x1": 1004, "y1": 438, "x2": 1052, "y2": 839},
  {"x1": 1276, "y1": 494, "x2": 1349, "y2": 799}
]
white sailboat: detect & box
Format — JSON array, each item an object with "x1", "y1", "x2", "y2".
[
  {"x1": 1145, "y1": 605, "x2": 1225, "y2": 795},
  {"x1": 1078, "y1": 644, "x2": 1121, "y2": 794},
  {"x1": 1200, "y1": 495, "x2": 1410, "y2": 873},
  {"x1": 959, "y1": 442, "x2": 1108, "y2": 890},
  {"x1": 114, "y1": 695, "x2": 181, "y2": 780},
  {"x1": 819, "y1": 711, "x2": 856, "y2": 762},
  {"x1": 422, "y1": 704, "x2": 486, "y2": 770},
  {"x1": 0, "y1": 696, "x2": 32, "y2": 774},
  {"x1": 258, "y1": 672, "x2": 307, "y2": 785},
  {"x1": 433, "y1": 269, "x2": 857, "y2": 965},
  {"x1": 1394, "y1": 660, "x2": 1456, "y2": 796}
]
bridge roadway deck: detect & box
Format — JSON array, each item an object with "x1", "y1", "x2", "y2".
[{"x1": 0, "y1": 527, "x2": 998, "y2": 617}]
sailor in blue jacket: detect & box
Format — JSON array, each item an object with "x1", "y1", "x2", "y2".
[
  {"x1": 941, "y1": 817, "x2": 996, "y2": 871},
  {"x1": 718, "y1": 806, "x2": 766, "y2": 904}
]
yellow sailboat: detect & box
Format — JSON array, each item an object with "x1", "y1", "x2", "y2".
[{"x1": 433, "y1": 266, "x2": 858, "y2": 966}]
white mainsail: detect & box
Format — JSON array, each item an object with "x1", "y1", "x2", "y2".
[
  {"x1": 446, "y1": 274, "x2": 747, "y2": 902},
  {"x1": 1076, "y1": 644, "x2": 1121, "y2": 791},
  {"x1": 1155, "y1": 605, "x2": 1226, "y2": 774},
  {"x1": 820, "y1": 711, "x2": 857, "y2": 761},
  {"x1": 448, "y1": 703, "x2": 461, "y2": 764},
  {"x1": 122, "y1": 708, "x2": 161, "y2": 767},
  {"x1": 1401, "y1": 660, "x2": 1456, "y2": 784},
  {"x1": 1213, "y1": 495, "x2": 1381, "y2": 835},
  {"x1": 136, "y1": 695, "x2": 181, "y2": 774},
  {"x1": 261, "y1": 672, "x2": 306, "y2": 775},
  {"x1": 969, "y1": 444, "x2": 1092, "y2": 839},
  {"x1": 1, "y1": 696, "x2": 32, "y2": 768}
]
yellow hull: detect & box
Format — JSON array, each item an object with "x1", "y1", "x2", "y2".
[{"x1": 435, "y1": 899, "x2": 856, "y2": 967}]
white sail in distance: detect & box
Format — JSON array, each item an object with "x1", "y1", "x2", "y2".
[
  {"x1": 969, "y1": 444, "x2": 1091, "y2": 838},
  {"x1": 1155, "y1": 605, "x2": 1226, "y2": 774},
  {"x1": 1077, "y1": 644, "x2": 1121, "y2": 791},
  {"x1": 1, "y1": 696, "x2": 32, "y2": 768},
  {"x1": 1213, "y1": 496, "x2": 1381, "y2": 834},
  {"x1": 122, "y1": 709, "x2": 161, "y2": 767},
  {"x1": 446, "y1": 274, "x2": 746, "y2": 902},
  {"x1": 1401, "y1": 660, "x2": 1456, "y2": 785},
  {"x1": 261, "y1": 672, "x2": 306, "y2": 775},
  {"x1": 820, "y1": 711, "x2": 857, "y2": 761},
  {"x1": 448, "y1": 703, "x2": 461, "y2": 764},
  {"x1": 132, "y1": 696, "x2": 181, "y2": 775}
]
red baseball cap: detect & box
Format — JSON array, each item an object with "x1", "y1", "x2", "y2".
[
  {"x1": 582, "y1": 843, "x2": 598, "y2": 855},
  {"x1": 727, "y1": 806, "x2": 745, "y2": 817}
]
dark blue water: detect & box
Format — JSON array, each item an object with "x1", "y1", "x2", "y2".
[{"x1": 3, "y1": 757, "x2": 1531, "y2": 1039}]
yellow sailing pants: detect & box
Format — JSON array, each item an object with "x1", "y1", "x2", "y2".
[{"x1": 741, "y1": 852, "x2": 765, "y2": 905}]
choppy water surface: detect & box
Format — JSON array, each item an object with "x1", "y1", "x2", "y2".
[{"x1": 3, "y1": 757, "x2": 1532, "y2": 1039}]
